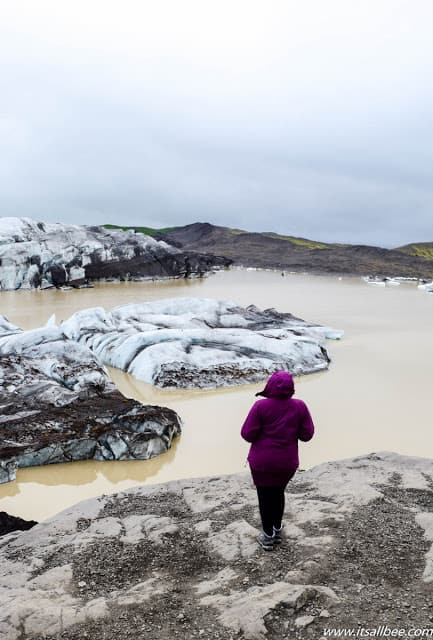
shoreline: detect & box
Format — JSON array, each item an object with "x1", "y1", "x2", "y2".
[{"x1": 0, "y1": 263, "x2": 430, "y2": 295}]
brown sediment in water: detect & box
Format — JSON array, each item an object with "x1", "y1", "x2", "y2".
[{"x1": 0, "y1": 269, "x2": 432, "y2": 521}]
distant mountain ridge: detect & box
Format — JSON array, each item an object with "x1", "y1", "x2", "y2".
[{"x1": 105, "y1": 222, "x2": 433, "y2": 278}]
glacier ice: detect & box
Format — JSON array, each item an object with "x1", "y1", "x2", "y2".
[
  {"x1": 0, "y1": 314, "x2": 182, "y2": 483},
  {"x1": 0, "y1": 217, "x2": 230, "y2": 290},
  {"x1": 61, "y1": 298, "x2": 343, "y2": 389}
]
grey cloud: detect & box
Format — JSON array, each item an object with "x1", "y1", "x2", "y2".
[{"x1": 1, "y1": 1, "x2": 433, "y2": 247}]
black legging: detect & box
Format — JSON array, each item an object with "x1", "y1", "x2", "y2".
[{"x1": 256, "y1": 486, "x2": 286, "y2": 536}]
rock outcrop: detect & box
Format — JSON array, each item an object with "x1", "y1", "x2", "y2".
[
  {"x1": 0, "y1": 512, "x2": 37, "y2": 537},
  {"x1": 61, "y1": 298, "x2": 342, "y2": 388},
  {"x1": 1, "y1": 452, "x2": 433, "y2": 639},
  {"x1": 0, "y1": 217, "x2": 231, "y2": 290},
  {"x1": 0, "y1": 316, "x2": 182, "y2": 484}
]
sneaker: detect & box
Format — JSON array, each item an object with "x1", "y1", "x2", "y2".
[
  {"x1": 272, "y1": 526, "x2": 283, "y2": 544},
  {"x1": 257, "y1": 531, "x2": 274, "y2": 551}
]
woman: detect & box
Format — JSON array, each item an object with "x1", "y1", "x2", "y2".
[{"x1": 241, "y1": 370, "x2": 315, "y2": 550}]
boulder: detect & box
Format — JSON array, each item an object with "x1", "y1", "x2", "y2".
[{"x1": 0, "y1": 512, "x2": 37, "y2": 537}]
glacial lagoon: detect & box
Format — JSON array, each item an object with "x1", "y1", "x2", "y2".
[{"x1": 1, "y1": 268, "x2": 432, "y2": 521}]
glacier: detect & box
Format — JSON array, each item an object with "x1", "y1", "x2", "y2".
[{"x1": 0, "y1": 217, "x2": 230, "y2": 290}]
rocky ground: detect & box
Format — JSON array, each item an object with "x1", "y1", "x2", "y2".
[
  {"x1": 1, "y1": 451, "x2": 433, "y2": 639},
  {"x1": 0, "y1": 316, "x2": 182, "y2": 484}
]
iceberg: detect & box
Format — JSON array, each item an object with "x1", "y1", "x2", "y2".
[
  {"x1": 418, "y1": 281, "x2": 433, "y2": 292},
  {"x1": 61, "y1": 298, "x2": 343, "y2": 389},
  {"x1": 0, "y1": 314, "x2": 182, "y2": 484}
]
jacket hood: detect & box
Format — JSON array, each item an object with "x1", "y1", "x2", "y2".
[{"x1": 255, "y1": 371, "x2": 295, "y2": 398}]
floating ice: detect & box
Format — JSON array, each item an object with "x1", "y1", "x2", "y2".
[
  {"x1": 418, "y1": 281, "x2": 433, "y2": 292},
  {"x1": 61, "y1": 298, "x2": 343, "y2": 389},
  {"x1": 0, "y1": 313, "x2": 182, "y2": 483}
]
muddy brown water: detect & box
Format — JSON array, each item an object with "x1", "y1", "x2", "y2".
[{"x1": 1, "y1": 269, "x2": 432, "y2": 521}]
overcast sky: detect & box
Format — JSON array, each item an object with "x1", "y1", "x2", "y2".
[{"x1": 1, "y1": 1, "x2": 433, "y2": 247}]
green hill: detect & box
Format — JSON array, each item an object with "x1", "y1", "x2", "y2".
[
  {"x1": 103, "y1": 224, "x2": 177, "y2": 237},
  {"x1": 395, "y1": 242, "x2": 433, "y2": 260}
]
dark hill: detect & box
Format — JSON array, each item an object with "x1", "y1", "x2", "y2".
[
  {"x1": 155, "y1": 223, "x2": 433, "y2": 278},
  {"x1": 104, "y1": 223, "x2": 433, "y2": 278}
]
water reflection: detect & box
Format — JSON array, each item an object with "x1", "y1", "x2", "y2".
[
  {"x1": 18, "y1": 440, "x2": 179, "y2": 487},
  {"x1": 0, "y1": 440, "x2": 182, "y2": 522},
  {"x1": 0, "y1": 480, "x2": 19, "y2": 499}
]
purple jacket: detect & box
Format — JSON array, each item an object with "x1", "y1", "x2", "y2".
[{"x1": 240, "y1": 371, "x2": 314, "y2": 485}]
